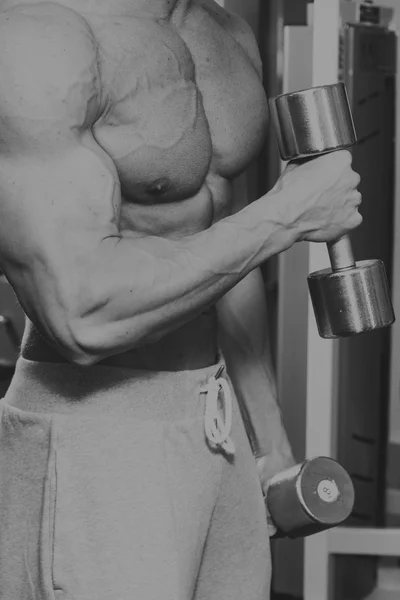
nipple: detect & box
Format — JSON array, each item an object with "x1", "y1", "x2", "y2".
[{"x1": 147, "y1": 177, "x2": 171, "y2": 196}]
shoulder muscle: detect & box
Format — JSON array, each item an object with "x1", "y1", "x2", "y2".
[{"x1": 0, "y1": 3, "x2": 101, "y2": 154}]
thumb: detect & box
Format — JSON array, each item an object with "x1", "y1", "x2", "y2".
[
  {"x1": 283, "y1": 160, "x2": 299, "y2": 173},
  {"x1": 270, "y1": 160, "x2": 298, "y2": 193},
  {"x1": 284, "y1": 156, "x2": 316, "y2": 172}
]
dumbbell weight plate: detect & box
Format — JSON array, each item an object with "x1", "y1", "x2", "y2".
[
  {"x1": 268, "y1": 83, "x2": 356, "y2": 160},
  {"x1": 308, "y1": 259, "x2": 395, "y2": 338},
  {"x1": 266, "y1": 457, "x2": 355, "y2": 539}
]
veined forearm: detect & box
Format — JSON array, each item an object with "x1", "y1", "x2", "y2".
[
  {"x1": 72, "y1": 194, "x2": 295, "y2": 362},
  {"x1": 226, "y1": 353, "x2": 292, "y2": 458}
]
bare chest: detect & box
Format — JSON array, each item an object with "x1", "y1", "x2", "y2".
[{"x1": 90, "y1": 9, "x2": 267, "y2": 230}]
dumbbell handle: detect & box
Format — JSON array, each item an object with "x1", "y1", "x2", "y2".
[
  {"x1": 327, "y1": 234, "x2": 356, "y2": 271},
  {"x1": 292, "y1": 152, "x2": 357, "y2": 271}
]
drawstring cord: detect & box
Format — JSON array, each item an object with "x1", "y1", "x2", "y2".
[{"x1": 200, "y1": 366, "x2": 235, "y2": 457}]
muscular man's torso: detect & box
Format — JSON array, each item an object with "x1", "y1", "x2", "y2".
[{"x1": 10, "y1": 0, "x2": 268, "y2": 370}]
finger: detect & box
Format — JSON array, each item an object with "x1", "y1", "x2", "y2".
[
  {"x1": 333, "y1": 148, "x2": 353, "y2": 166},
  {"x1": 348, "y1": 210, "x2": 363, "y2": 230},
  {"x1": 267, "y1": 513, "x2": 278, "y2": 537},
  {"x1": 266, "y1": 510, "x2": 273, "y2": 523},
  {"x1": 268, "y1": 523, "x2": 278, "y2": 537},
  {"x1": 284, "y1": 160, "x2": 299, "y2": 172},
  {"x1": 351, "y1": 171, "x2": 361, "y2": 187},
  {"x1": 351, "y1": 190, "x2": 362, "y2": 206}
]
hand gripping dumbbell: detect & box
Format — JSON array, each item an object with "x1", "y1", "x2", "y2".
[
  {"x1": 266, "y1": 457, "x2": 355, "y2": 539},
  {"x1": 268, "y1": 83, "x2": 395, "y2": 338}
]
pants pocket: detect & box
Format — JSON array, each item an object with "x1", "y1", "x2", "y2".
[
  {"x1": 51, "y1": 415, "x2": 182, "y2": 600},
  {"x1": 0, "y1": 404, "x2": 57, "y2": 600}
]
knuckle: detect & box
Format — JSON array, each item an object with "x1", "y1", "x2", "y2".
[
  {"x1": 339, "y1": 149, "x2": 352, "y2": 165},
  {"x1": 349, "y1": 190, "x2": 362, "y2": 205},
  {"x1": 352, "y1": 171, "x2": 361, "y2": 186},
  {"x1": 354, "y1": 212, "x2": 363, "y2": 227}
]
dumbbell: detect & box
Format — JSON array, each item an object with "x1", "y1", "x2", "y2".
[
  {"x1": 268, "y1": 83, "x2": 395, "y2": 338},
  {"x1": 266, "y1": 456, "x2": 355, "y2": 539}
]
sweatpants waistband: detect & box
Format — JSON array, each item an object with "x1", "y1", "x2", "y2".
[{"x1": 3, "y1": 355, "x2": 228, "y2": 422}]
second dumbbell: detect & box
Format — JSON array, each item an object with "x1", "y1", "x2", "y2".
[{"x1": 266, "y1": 456, "x2": 355, "y2": 539}]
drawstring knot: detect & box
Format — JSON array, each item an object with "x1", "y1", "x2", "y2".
[{"x1": 200, "y1": 366, "x2": 235, "y2": 457}]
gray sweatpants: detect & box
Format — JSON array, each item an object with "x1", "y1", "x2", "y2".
[{"x1": 0, "y1": 356, "x2": 271, "y2": 600}]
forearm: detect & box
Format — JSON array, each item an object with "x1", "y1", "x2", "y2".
[
  {"x1": 69, "y1": 193, "x2": 296, "y2": 363},
  {"x1": 223, "y1": 344, "x2": 292, "y2": 459},
  {"x1": 217, "y1": 269, "x2": 293, "y2": 459}
]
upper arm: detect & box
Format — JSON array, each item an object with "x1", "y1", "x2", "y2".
[
  {"x1": 0, "y1": 4, "x2": 101, "y2": 153},
  {"x1": 0, "y1": 6, "x2": 120, "y2": 349},
  {"x1": 224, "y1": 10, "x2": 263, "y2": 79},
  {"x1": 199, "y1": 0, "x2": 263, "y2": 79}
]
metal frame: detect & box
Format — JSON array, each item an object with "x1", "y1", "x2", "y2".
[
  {"x1": 304, "y1": 2, "x2": 341, "y2": 595},
  {"x1": 305, "y1": 526, "x2": 400, "y2": 599},
  {"x1": 305, "y1": 2, "x2": 400, "y2": 598}
]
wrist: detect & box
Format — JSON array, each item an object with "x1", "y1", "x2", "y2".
[
  {"x1": 257, "y1": 189, "x2": 301, "y2": 248},
  {"x1": 235, "y1": 191, "x2": 298, "y2": 262}
]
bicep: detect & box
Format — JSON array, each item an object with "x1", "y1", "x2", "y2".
[
  {"x1": 0, "y1": 140, "x2": 121, "y2": 329},
  {"x1": 221, "y1": 6, "x2": 263, "y2": 79},
  {"x1": 0, "y1": 8, "x2": 121, "y2": 330},
  {"x1": 201, "y1": 0, "x2": 263, "y2": 79},
  {"x1": 229, "y1": 16, "x2": 263, "y2": 79}
]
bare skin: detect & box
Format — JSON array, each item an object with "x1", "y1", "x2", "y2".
[
  {"x1": 0, "y1": 0, "x2": 361, "y2": 369},
  {"x1": 2, "y1": 0, "x2": 271, "y2": 370},
  {"x1": 0, "y1": 0, "x2": 361, "y2": 475}
]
